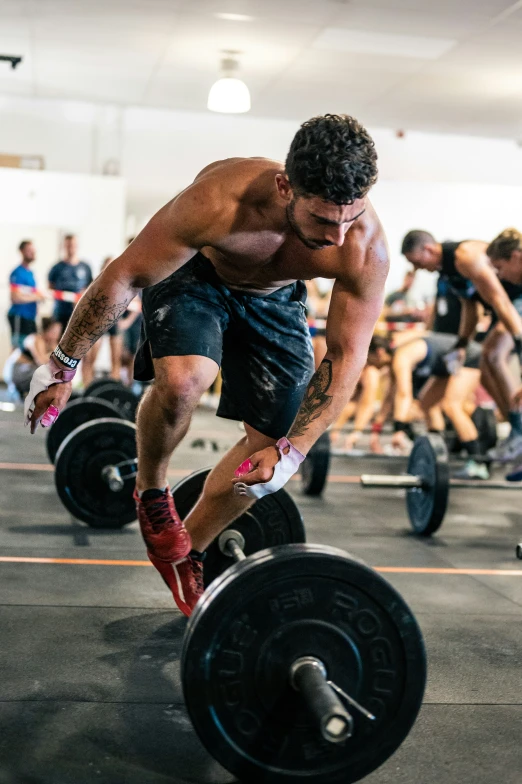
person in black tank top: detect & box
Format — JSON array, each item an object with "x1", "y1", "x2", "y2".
[
  {"x1": 365, "y1": 333, "x2": 486, "y2": 476},
  {"x1": 431, "y1": 277, "x2": 462, "y2": 335},
  {"x1": 401, "y1": 229, "x2": 522, "y2": 462},
  {"x1": 483, "y1": 230, "x2": 522, "y2": 471},
  {"x1": 401, "y1": 229, "x2": 522, "y2": 350}
]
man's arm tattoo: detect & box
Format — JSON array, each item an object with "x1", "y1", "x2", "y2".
[
  {"x1": 60, "y1": 287, "x2": 133, "y2": 358},
  {"x1": 288, "y1": 359, "x2": 333, "y2": 438}
]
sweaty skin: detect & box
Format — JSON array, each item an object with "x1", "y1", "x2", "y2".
[{"x1": 29, "y1": 158, "x2": 389, "y2": 482}]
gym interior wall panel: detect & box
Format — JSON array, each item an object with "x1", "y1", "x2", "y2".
[
  {"x1": 371, "y1": 179, "x2": 522, "y2": 298},
  {"x1": 0, "y1": 167, "x2": 126, "y2": 369}
]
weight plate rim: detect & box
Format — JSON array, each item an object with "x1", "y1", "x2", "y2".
[
  {"x1": 406, "y1": 435, "x2": 449, "y2": 536},
  {"x1": 92, "y1": 384, "x2": 139, "y2": 421},
  {"x1": 83, "y1": 378, "x2": 124, "y2": 396},
  {"x1": 54, "y1": 417, "x2": 137, "y2": 527},
  {"x1": 173, "y1": 467, "x2": 306, "y2": 588},
  {"x1": 46, "y1": 397, "x2": 123, "y2": 464},
  {"x1": 183, "y1": 543, "x2": 426, "y2": 784},
  {"x1": 55, "y1": 416, "x2": 136, "y2": 466}
]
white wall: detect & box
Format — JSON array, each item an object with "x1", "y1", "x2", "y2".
[
  {"x1": 0, "y1": 167, "x2": 126, "y2": 367},
  {"x1": 372, "y1": 180, "x2": 522, "y2": 301},
  {"x1": 2, "y1": 94, "x2": 522, "y2": 313},
  {"x1": 3, "y1": 94, "x2": 522, "y2": 217}
]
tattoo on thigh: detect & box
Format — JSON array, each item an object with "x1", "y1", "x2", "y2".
[{"x1": 288, "y1": 359, "x2": 333, "y2": 438}]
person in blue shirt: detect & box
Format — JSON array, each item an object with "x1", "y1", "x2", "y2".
[{"x1": 8, "y1": 240, "x2": 44, "y2": 350}]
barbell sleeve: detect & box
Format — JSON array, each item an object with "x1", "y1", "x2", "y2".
[
  {"x1": 360, "y1": 474, "x2": 522, "y2": 491},
  {"x1": 290, "y1": 657, "x2": 353, "y2": 744},
  {"x1": 225, "y1": 537, "x2": 247, "y2": 562},
  {"x1": 450, "y1": 479, "x2": 522, "y2": 490},
  {"x1": 360, "y1": 474, "x2": 424, "y2": 489},
  {"x1": 217, "y1": 530, "x2": 247, "y2": 562},
  {"x1": 100, "y1": 465, "x2": 124, "y2": 492}
]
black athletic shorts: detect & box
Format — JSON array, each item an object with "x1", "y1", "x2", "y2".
[
  {"x1": 412, "y1": 332, "x2": 482, "y2": 397},
  {"x1": 135, "y1": 254, "x2": 315, "y2": 438}
]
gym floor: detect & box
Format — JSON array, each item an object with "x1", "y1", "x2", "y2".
[{"x1": 0, "y1": 406, "x2": 521, "y2": 784}]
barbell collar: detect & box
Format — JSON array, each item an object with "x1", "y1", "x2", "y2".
[
  {"x1": 289, "y1": 656, "x2": 354, "y2": 743},
  {"x1": 100, "y1": 465, "x2": 125, "y2": 492},
  {"x1": 360, "y1": 474, "x2": 424, "y2": 489},
  {"x1": 217, "y1": 529, "x2": 246, "y2": 562}
]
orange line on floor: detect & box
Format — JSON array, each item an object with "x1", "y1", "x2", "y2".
[
  {"x1": 0, "y1": 556, "x2": 521, "y2": 576},
  {"x1": 375, "y1": 567, "x2": 522, "y2": 576},
  {"x1": 0, "y1": 463, "x2": 361, "y2": 482},
  {"x1": 0, "y1": 463, "x2": 54, "y2": 471},
  {"x1": 0, "y1": 556, "x2": 150, "y2": 566}
]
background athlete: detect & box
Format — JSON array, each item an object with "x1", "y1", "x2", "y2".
[{"x1": 24, "y1": 114, "x2": 389, "y2": 615}]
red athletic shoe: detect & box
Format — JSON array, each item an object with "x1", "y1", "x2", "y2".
[
  {"x1": 134, "y1": 487, "x2": 192, "y2": 562},
  {"x1": 148, "y1": 551, "x2": 205, "y2": 617}
]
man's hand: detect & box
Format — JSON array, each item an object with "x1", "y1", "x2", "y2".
[
  {"x1": 232, "y1": 437, "x2": 306, "y2": 499},
  {"x1": 24, "y1": 356, "x2": 76, "y2": 433},
  {"x1": 232, "y1": 446, "x2": 280, "y2": 489},
  {"x1": 27, "y1": 383, "x2": 73, "y2": 434}
]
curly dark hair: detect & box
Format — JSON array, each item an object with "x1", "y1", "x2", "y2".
[
  {"x1": 487, "y1": 228, "x2": 522, "y2": 260},
  {"x1": 285, "y1": 114, "x2": 378, "y2": 204}
]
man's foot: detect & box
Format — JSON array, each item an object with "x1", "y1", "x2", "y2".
[
  {"x1": 487, "y1": 432, "x2": 522, "y2": 463},
  {"x1": 505, "y1": 460, "x2": 522, "y2": 482},
  {"x1": 148, "y1": 551, "x2": 205, "y2": 617},
  {"x1": 134, "y1": 487, "x2": 192, "y2": 562},
  {"x1": 453, "y1": 459, "x2": 490, "y2": 480}
]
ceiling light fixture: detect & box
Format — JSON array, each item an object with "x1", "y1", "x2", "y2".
[
  {"x1": 207, "y1": 51, "x2": 251, "y2": 114},
  {"x1": 214, "y1": 13, "x2": 254, "y2": 22}
]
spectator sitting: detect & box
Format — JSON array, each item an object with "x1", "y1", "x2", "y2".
[{"x1": 10, "y1": 318, "x2": 62, "y2": 398}]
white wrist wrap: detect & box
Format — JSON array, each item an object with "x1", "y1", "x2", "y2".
[
  {"x1": 234, "y1": 437, "x2": 306, "y2": 499},
  {"x1": 24, "y1": 358, "x2": 76, "y2": 425}
]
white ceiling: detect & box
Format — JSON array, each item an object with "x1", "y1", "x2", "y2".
[{"x1": 2, "y1": 0, "x2": 522, "y2": 138}]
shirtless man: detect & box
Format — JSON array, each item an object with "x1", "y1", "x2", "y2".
[{"x1": 24, "y1": 114, "x2": 388, "y2": 616}]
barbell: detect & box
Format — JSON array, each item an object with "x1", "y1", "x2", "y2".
[
  {"x1": 178, "y1": 472, "x2": 426, "y2": 783},
  {"x1": 52, "y1": 418, "x2": 307, "y2": 547},
  {"x1": 301, "y1": 407, "x2": 498, "y2": 497},
  {"x1": 360, "y1": 432, "x2": 522, "y2": 536},
  {"x1": 50, "y1": 418, "x2": 427, "y2": 778}
]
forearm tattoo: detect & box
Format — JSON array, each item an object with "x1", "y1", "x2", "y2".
[
  {"x1": 288, "y1": 359, "x2": 333, "y2": 438},
  {"x1": 60, "y1": 286, "x2": 133, "y2": 359}
]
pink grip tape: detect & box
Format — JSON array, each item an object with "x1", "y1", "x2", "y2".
[
  {"x1": 41, "y1": 405, "x2": 60, "y2": 428},
  {"x1": 234, "y1": 458, "x2": 254, "y2": 478}
]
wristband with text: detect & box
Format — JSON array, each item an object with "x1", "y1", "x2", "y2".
[
  {"x1": 393, "y1": 421, "x2": 409, "y2": 433},
  {"x1": 371, "y1": 422, "x2": 383, "y2": 434},
  {"x1": 52, "y1": 345, "x2": 80, "y2": 371}
]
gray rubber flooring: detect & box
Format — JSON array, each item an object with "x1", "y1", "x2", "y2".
[{"x1": 0, "y1": 405, "x2": 521, "y2": 784}]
